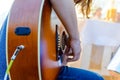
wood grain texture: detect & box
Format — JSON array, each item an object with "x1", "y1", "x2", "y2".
[
  {"x1": 6, "y1": 0, "x2": 42, "y2": 79},
  {"x1": 6, "y1": 0, "x2": 62, "y2": 80},
  {"x1": 40, "y1": 0, "x2": 61, "y2": 80}
]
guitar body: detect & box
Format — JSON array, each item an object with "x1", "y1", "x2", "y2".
[
  {"x1": 6, "y1": 0, "x2": 43, "y2": 80},
  {"x1": 6, "y1": 0, "x2": 61, "y2": 80},
  {"x1": 40, "y1": 0, "x2": 62, "y2": 80}
]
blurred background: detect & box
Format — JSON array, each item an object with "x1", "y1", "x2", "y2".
[
  {"x1": 1, "y1": 0, "x2": 120, "y2": 80},
  {"x1": 76, "y1": 0, "x2": 120, "y2": 22}
]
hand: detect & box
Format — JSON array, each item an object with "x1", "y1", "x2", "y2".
[
  {"x1": 62, "y1": 39, "x2": 81, "y2": 65},
  {"x1": 68, "y1": 39, "x2": 81, "y2": 62}
]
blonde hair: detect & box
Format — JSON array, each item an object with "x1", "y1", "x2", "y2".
[{"x1": 75, "y1": 0, "x2": 92, "y2": 18}]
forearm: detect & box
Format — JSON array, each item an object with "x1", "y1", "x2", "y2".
[{"x1": 50, "y1": 0, "x2": 80, "y2": 40}]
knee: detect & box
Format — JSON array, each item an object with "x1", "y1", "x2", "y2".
[{"x1": 96, "y1": 74, "x2": 104, "y2": 80}]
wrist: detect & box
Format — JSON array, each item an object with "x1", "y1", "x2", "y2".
[
  {"x1": 70, "y1": 38, "x2": 81, "y2": 45},
  {"x1": 70, "y1": 35, "x2": 80, "y2": 42}
]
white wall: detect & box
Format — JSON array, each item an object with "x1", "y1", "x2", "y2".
[{"x1": 0, "y1": 0, "x2": 14, "y2": 30}]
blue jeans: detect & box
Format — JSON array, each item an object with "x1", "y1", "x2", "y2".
[
  {"x1": 57, "y1": 66, "x2": 104, "y2": 80},
  {"x1": 0, "y1": 17, "x2": 104, "y2": 80},
  {"x1": 0, "y1": 17, "x2": 8, "y2": 80}
]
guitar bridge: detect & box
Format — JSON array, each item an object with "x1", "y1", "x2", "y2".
[{"x1": 56, "y1": 24, "x2": 68, "y2": 62}]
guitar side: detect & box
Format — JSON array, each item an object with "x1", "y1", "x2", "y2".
[
  {"x1": 6, "y1": 0, "x2": 44, "y2": 80},
  {"x1": 40, "y1": 0, "x2": 62, "y2": 80}
]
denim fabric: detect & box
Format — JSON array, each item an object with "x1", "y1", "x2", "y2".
[
  {"x1": 0, "y1": 17, "x2": 8, "y2": 80},
  {"x1": 57, "y1": 66, "x2": 104, "y2": 80}
]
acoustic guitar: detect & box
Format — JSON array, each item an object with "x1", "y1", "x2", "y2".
[{"x1": 6, "y1": 0, "x2": 66, "y2": 80}]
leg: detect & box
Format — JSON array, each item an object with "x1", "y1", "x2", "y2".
[
  {"x1": 0, "y1": 17, "x2": 8, "y2": 80},
  {"x1": 57, "y1": 66, "x2": 104, "y2": 80}
]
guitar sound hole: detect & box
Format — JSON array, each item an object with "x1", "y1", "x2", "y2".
[{"x1": 15, "y1": 27, "x2": 31, "y2": 36}]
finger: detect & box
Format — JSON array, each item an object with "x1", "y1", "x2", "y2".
[
  {"x1": 64, "y1": 46, "x2": 70, "y2": 54},
  {"x1": 62, "y1": 54, "x2": 68, "y2": 66},
  {"x1": 67, "y1": 56, "x2": 79, "y2": 62},
  {"x1": 67, "y1": 52, "x2": 80, "y2": 62}
]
